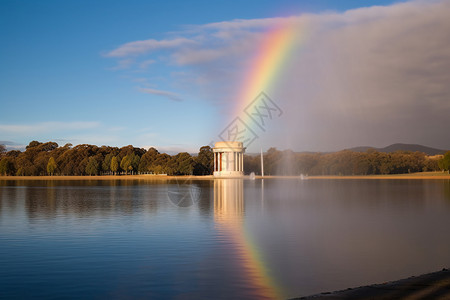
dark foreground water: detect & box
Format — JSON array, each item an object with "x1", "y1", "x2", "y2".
[{"x1": 1, "y1": 178, "x2": 450, "y2": 299}]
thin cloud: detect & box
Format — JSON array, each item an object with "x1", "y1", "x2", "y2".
[
  {"x1": 189, "y1": 16, "x2": 297, "y2": 32},
  {"x1": 138, "y1": 87, "x2": 183, "y2": 102},
  {"x1": 105, "y1": 38, "x2": 195, "y2": 57}
]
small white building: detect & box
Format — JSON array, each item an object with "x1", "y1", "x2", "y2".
[{"x1": 213, "y1": 141, "x2": 245, "y2": 177}]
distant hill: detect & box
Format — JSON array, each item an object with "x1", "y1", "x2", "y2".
[
  {"x1": 347, "y1": 143, "x2": 447, "y2": 156},
  {"x1": 247, "y1": 143, "x2": 447, "y2": 156}
]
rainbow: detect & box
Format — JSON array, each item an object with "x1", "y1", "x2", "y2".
[
  {"x1": 216, "y1": 217, "x2": 284, "y2": 299},
  {"x1": 214, "y1": 18, "x2": 306, "y2": 298},
  {"x1": 214, "y1": 179, "x2": 284, "y2": 299},
  {"x1": 234, "y1": 17, "x2": 304, "y2": 124},
  {"x1": 219, "y1": 18, "x2": 306, "y2": 299}
]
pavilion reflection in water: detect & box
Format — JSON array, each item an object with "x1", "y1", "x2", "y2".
[{"x1": 213, "y1": 179, "x2": 244, "y2": 223}]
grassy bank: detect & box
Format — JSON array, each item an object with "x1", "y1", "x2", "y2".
[
  {"x1": 0, "y1": 174, "x2": 214, "y2": 181},
  {"x1": 307, "y1": 171, "x2": 450, "y2": 180}
]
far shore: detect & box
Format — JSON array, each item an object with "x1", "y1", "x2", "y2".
[{"x1": 1, "y1": 172, "x2": 449, "y2": 181}]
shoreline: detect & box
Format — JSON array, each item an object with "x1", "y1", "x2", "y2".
[
  {"x1": 293, "y1": 268, "x2": 450, "y2": 299},
  {"x1": 1, "y1": 172, "x2": 450, "y2": 181}
]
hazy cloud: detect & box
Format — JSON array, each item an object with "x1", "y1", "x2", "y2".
[
  {"x1": 142, "y1": 144, "x2": 197, "y2": 155},
  {"x1": 0, "y1": 121, "x2": 100, "y2": 135},
  {"x1": 139, "y1": 59, "x2": 155, "y2": 69},
  {"x1": 0, "y1": 140, "x2": 24, "y2": 151},
  {"x1": 0, "y1": 122, "x2": 103, "y2": 150},
  {"x1": 138, "y1": 87, "x2": 183, "y2": 102},
  {"x1": 274, "y1": 0, "x2": 450, "y2": 150},
  {"x1": 108, "y1": 58, "x2": 135, "y2": 70}
]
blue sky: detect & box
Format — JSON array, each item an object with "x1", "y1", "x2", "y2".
[{"x1": 1, "y1": 0, "x2": 449, "y2": 153}]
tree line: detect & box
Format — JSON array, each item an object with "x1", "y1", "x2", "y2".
[
  {"x1": 244, "y1": 148, "x2": 450, "y2": 176},
  {"x1": 0, "y1": 142, "x2": 448, "y2": 176},
  {"x1": 0, "y1": 141, "x2": 213, "y2": 176}
]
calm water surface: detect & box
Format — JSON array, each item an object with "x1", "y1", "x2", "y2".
[{"x1": 1, "y1": 178, "x2": 450, "y2": 299}]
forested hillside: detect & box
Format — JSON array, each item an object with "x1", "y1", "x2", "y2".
[
  {"x1": 0, "y1": 142, "x2": 448, "y2": 176},
  {"x1": 244, "y1": 148, "x2": 449, "y2": 176}
]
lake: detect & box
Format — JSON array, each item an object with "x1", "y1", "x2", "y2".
[{"x1": 1, "y1": 178, "x2": 450, "y2": 299}]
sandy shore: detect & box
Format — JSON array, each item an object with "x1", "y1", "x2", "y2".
[
  {"x1": 293, "y1": 268, "x2": 450, "y2": 299},
  {"x1": 1, "y1": 172, "x2": 449, "y2": 181},
  {"x1": 0, "y1": 175, "x2": 214, "y2": 181}
]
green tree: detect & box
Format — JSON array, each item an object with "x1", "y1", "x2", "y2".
[
  {"x1": 111, "y1": 156, "x2": 119, "y2": 175},
  {"x1": 120, "y1": 154, "x2": 132, "y2": 174},
  {"x1": 85, "y1": 157, "x2": 99, "y2": 175},
  {"x1": 153, "y1": 153, "x2": 171, "y2": 174},
  {"x1": 193, "y1": 145, "x2": 214, "y2": 175},
  {"x1": 102, "y1": 153, "x2": 114, "y2": 174},
  {"x1": 119, "y1": 153, "x2": 140, "y2": 174},
  {"x1": 172, "y1": 152, "x2": 194, "y2": 175},
  {"x1": 139, "y1": 147, "x2": 159, "y2": 173},
  {"x1": 131, "y1": 153, "x2": 140, "y2": 174},
  {"x1": 439, "y1": 151, "x2": 450, "y2": 173},
  {"x1": 47, "y1": 157, "x2": 57, "y2": 175}
]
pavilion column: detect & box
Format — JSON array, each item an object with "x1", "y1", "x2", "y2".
[
  {"x1": 238, "y1": 153, "x2": 240, "y2": 172},
  {"x1": 237, "y1": 152, "x2": 240, "y2": 172},
  {"x1": 240, "y1": 152, "x2": 243, "y2": 172},
  {"x1": 214, "y1": 153, "x2": 216, "y2": 172},
  {"x1": 237, "y1": 153, "x2": 239, "y2": 171},
  {"x1": 223, "y1": 152, "x2": 226, "y2": 171}
]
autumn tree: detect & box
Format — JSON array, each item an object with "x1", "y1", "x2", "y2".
[
  {"x1": 120, "y1": 154, "x2": 132, "y2": 174},
  {"x1": 47, "y1": 157, "x2": 57, "y2": 175},
  {"x1": 0, "y1": 157, "x2": 15, "y2": 175},
  {"x1": 439, "y1": 151, "x2": 450, "y2": 173},
  {"x1": 102, "y1": 153, "x2": 117, "y2": 174},
  {"x1": 0, "y1": 144, "x2": 6, "y2": 158},
  {"x1": 85, "y1": 157, "x2": 99, "y2": 175},
  {"x1": 26, "y1": 141, "x2": 42, "y2": 149},
  {"x1": 111, "y1": 156, "x2": 119, "y2": 175},
  {"x1": 139, "y1": 147, "x2": 159, "y2": 173}
]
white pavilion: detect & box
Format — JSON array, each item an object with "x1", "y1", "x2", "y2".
[{"x1": 213, "y1": 141, "x2": 245, "y2": 177}]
